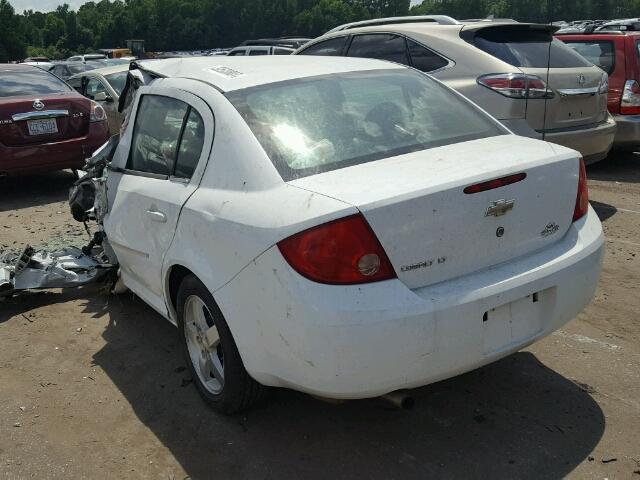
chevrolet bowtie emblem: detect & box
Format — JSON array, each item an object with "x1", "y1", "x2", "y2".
[{"x1": 485, "y1": 199, "x2": 515, "y2": 217}]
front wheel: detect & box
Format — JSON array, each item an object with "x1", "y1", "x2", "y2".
[{"x1": 176, "y1": 275, "x2": 265, "y2": 414}]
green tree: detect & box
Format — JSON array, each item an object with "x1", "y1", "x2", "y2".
[{"x1": 0, "y1": 0, "x2": 26, "y2": 61}]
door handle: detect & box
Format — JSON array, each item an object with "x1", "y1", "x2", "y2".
[{"x1": 146, "y1": 209, "x2": 167, "y2": 223}]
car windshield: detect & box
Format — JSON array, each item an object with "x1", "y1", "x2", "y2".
[
  {"x1": 0, "y1": 68, "x2": 71, "y2": 97},
  {"x1": 105, "y1": 71, "x2": 128, "y2": 95},
  {"x1": 227, "y1": 69, "x2": 505, "y2": 180}
]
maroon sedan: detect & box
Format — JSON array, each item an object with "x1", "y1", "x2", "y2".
[{"x1": 0, "y1": 64, "x2": 110, "y2": 176}]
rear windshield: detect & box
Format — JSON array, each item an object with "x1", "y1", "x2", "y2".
[
  {"x1": 105, "y1": 71, "x2": 128, "y2": 95},
  {"x1": 0, "y1": 67, "x2": 71, "y2": 97},
  {"x1": 472, "y1": 27, "x2": 593, "y2": 68},
  {"x1": 563, "y1": 40, "x2": 615, "y2": 74},
  {"x1": 227, "y1": 69, "x2": 505, "y2": 180}
]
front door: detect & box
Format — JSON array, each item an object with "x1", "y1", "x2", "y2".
[{"x1": 104, "y1": 86, "x2": 213, "y2": 314}]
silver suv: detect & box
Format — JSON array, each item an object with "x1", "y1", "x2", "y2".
[{"x1": 295, "y1": 16, "x2": 616, "y2": 164}]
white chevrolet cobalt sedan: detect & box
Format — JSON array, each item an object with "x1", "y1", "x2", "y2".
[{"x1": 102, "y1": 57, "x2": 604, "y2": 413}]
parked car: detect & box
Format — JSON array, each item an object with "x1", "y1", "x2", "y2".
[
  {"x1": 68, "y1": 65, "x2": 129, "y2": 133},
  {"x1": 559, "y1": 30, "x2": 640, "y2": 150},
  {"x1": 295, "y1": 16, "x2": 616, "y2": 164},
  {"x1": 23, "y1": 56, "x2": 50, "y2": 62},
  {"x1": 596, "y1": 18, "x2": 640, "y2": 32},
  {"x1": 0, "y1": 64, "x2": 110, "y2": 176},
  {"x1": 67, "y1": 53, "x2": 107, "y2": 63},
  {"x1": 101, "y1": 56, "x2": 603, "y2": 413},
  {"x1": 50, "y1": 61, "x2": 103, "y2": 80},
  {"x1": 240, "y1": 37, "x2": 312, "y2": 49},
  {"x1": 227, "y1": 45, "x2": 294, "y2": 56}
]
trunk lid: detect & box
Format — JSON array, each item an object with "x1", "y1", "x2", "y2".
[
  {"x1": 289, "y1": 135, "x2": 580, "y2": 289},
  {"x1": 0, "y1": 93, "x2": 91, "y2": 147},
  {"x1": 522, "y1": 65, "x2": 608, "y2": 131}
]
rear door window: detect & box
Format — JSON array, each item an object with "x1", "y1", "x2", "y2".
[
  {"x1": 472, "y1": 27, "x2": 592, "y2": 68},
  {"x1": 347, "y1": 34, "x2": 409, "y2": 65},
  {"x1": 407, "y1": 39, "x2": 449, "y2": 72},
  {"x1": 85, "y1": 77, "x2": 107, "y2": 99},
  {"x1": 298, "y1": 36, "x2": 348, "y2": 56},
  {"x1": 128, "y1": 95, "x2": 205, "y2": 179},
  {"x1": 0, "y1": 67, "x2": 71, "y2": 97},
  {"x1": 563, "y1": 40, "x2": 615, "y2": 74},
  {"x1": 248, "y1": 49, "x2": 269, "y2": 56}
]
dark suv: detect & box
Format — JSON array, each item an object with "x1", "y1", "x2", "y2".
[{"x1": 559, "y1": 30, "x2": 640, "y2": 150}]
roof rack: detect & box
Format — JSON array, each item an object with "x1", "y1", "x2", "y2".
[{"x1": 326, "y1": 15, "x2": 460, "y2": 34}]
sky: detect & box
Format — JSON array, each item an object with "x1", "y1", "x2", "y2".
[{"x1": 11, "y1": 0, "x2": 422, "y2": 13}]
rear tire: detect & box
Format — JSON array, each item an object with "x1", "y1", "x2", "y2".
[{"x1": 176, "y1": 275, "x2": 266, "y2": 414}]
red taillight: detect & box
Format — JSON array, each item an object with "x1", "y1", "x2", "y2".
[
  {"x1": 277, "y1": 214, "x2": 396, "y2": 285},
  {"x1": 477, "y1": 73, "x2": 554, "y2": 99},
  {"x1": 573, "y1": 159, "x2": 589, "y2": 222},
  {"x1": 620, "y1": 80, "x2": 640, "y2": 115},
  {"x1": 464, "y1": 172, "x2": 527, "y2": 194}
]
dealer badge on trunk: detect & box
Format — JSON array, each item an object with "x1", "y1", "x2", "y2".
[{"x1": 541, "y1": 222, "x2": 560, "y2": 237}]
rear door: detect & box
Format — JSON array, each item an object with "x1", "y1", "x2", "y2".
[
  {"x1": 104, "y1": 87, "x2": 213, "y2": 314},
  {"x1": 470, "y1": 25, "x2": 608, "y2": 133},
  {"x1": 85, "y1": 75, "x2": 118, "y2": 133}
]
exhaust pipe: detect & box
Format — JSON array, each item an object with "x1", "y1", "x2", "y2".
[{"x1": 380, "y1": 390, "x2": 415, "y2": 410}]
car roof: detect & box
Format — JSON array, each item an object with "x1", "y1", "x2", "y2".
[
  {"x1": 0, "y1": 63, "x2": 44, "y2": 72},
  {"x1": 133, "y1": 56, "x2": 405, "y2": 92}
]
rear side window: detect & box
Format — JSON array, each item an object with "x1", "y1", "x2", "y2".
[
  {"x1": 227, "y1": 50, "x2": 246, "y2": 56},
  {"x1": 298, "y1": 36, "x2": 348, "y2": 56},
  {"x1": 347, "y1": 34, "x2": 409, "y2": 65},
  {"x1": 85, "y1": 78, "x2": 107, "y2": 99},
  {"x1": 128, "y1": 95, "x2": 205, "y2": 178},
  {"x1": 249, "y1": 49, "x2": 269, "y2": 56},
  {"x1": 472, "y1": 27, "x2": 593, "y2": 68},
  {"x1": 563, "y1": 40, "x2": 615, "y2": 74},
  {"x1": 407, "y1": 39, "x2": 449, "y2": 72},
  {"x1": 0, "y1": 68, "x2": 71, "y2": 97},
  {"x1": 274, "y1": 47, "x2": 293, "y2": 55}
]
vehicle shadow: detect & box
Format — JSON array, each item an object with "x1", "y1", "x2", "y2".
[
  {"x1": 83, "y1": 292, "x2": 604, "y2": 480},
  {"x1": 590, "y1": 200, "x2": 618, "y2": 222},
  {"x1": 588, "y1": 151, "x2": 640, "y2": 183},
  {"x1": 0, "y1": 170, "x2": 76, "y2": 212}
]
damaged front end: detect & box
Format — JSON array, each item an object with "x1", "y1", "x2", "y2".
[{"x1": 0, "y1": 135, "x2": 120, "y2": 298}]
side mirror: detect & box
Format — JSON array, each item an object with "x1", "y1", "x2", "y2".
[{"x1": 94, "y1": 92, "x2": 113, "y2": 102}]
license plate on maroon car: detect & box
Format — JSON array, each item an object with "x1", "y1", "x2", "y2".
[{"x1": 27, "y1": 119, "x2": 58, "y2": 135}]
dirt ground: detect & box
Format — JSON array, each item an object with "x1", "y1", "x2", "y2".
[{"x1": 0, "y1": 156, "x2": 639, "y2": 480}]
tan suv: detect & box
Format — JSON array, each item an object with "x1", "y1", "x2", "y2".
[{"x1": 296, "y1": 16, "x2": 616, "y2": 164}]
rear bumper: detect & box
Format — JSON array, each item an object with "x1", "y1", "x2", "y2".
[
  {"x1": 543, "y1": 114, "x2": 616, "y2": 165},
  {"x1": 612, "y1": 114, "x2": 640, "y2": 150},
  {"x1": 0, "y1": 121, "x2": 109, "y2": 176},
  {"x1": 215, "y1": 207, "x2": 604, "y2": 399}
]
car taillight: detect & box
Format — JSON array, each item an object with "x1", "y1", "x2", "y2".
[
  {"x1": 90, "y1": 100, "x2": 107, "y2": 123},
  {"x1": 477, "y1": 73, "x2": 554, "y2": 99},
  {"x1": 573, "y1": 158, "x2": 589, "y2": 222},
  {"x1": 277, "y1": 214, "x2": 396, "y2": 285},
  {"x1": 620, "y1": 80, "x2": 640, "y2": 115}
]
